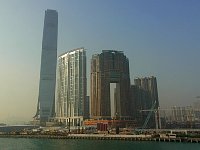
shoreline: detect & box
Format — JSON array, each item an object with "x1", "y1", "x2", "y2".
[{"x1": 0, "y1": 134, "x2": 200, "y2": 143}]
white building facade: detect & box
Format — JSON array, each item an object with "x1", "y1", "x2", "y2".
[{"x1": 57, "y1": 48, "x2": 86, "y2": 127}]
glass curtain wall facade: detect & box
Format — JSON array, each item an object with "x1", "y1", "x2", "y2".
[
  {"x1": 57, "y1": 48, "x2": 86, "y2": 127},
  {"x1": 35, "y1": 9, "x2": 58, "y2": 125}
]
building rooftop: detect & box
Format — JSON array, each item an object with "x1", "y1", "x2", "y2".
[{"x1": 59, "y1": 47, "x2": 85, "y2": 57}]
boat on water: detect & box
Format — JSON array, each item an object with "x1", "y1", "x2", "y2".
[{"x1": 0, "y1": 123, "x2": 6, "y2": 126}]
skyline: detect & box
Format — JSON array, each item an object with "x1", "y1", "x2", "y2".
[{"x1": 0, "y1": 0, "x2": 200, "y2": 124}]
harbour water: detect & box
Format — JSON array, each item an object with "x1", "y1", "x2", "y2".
[{"x1": 0, "y1": 138, "x2": 199, "y2": 150}]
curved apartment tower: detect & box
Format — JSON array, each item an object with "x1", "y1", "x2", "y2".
[
  {"x1": 90, "y1": 50, "x2": 130, "y2": 120},
  {"x1": 57, "y1": 48, "x2": 86, "y2": 126},
  {"x1": 35, "y1": 9, "x2": 58, "y2": 124}
]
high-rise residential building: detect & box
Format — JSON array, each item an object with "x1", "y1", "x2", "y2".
[
  {"x1": 84, "y1": 96, "x2": 90, "y2": 119},
  {"x1": 34, "y1": 9, "x2": 58, "y2": 124},
  {"x1": 132, "y1": 76, "x2": 159, "y2": 128},
  {"x1": 134, "y1": 76, "x2": 159, "y2": 109},
  {"x1": 171, "y1": 106, "x2": 195, "y2": 122},
  {"x1": 193, "y1": 100, "x2": 200, "y2": 121},
  {"x1": 130, "y1": 85, "x2": 141, "y2": 122},
  {"x1": 90, "y1": 50, "x2": 130, "y2": 120},
  {"x1": 57, "y1": 48, "x2": 86, "y2": 127}
]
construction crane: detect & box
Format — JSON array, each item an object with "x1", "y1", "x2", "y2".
[
  {"x1": 141, "y1": 101, "x2": 157, "y2": 129},
  {"x1": 140, "y1": 106, "x2": 184, "y2": 130},
  {"x1": 137, "y1": 100, "x2": 162, "y2": 132},
  {"x1": 140, "y1": 105, "x2": 200, "y2": 131}
]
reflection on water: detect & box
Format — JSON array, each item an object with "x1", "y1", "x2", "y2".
[{"x1": 0, "y1": 138, "x2": 199, "y2": 150}]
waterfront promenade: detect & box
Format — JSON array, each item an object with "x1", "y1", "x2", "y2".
[{"x1": 0, "y1": 133, "x2": 200, "y2": 143}]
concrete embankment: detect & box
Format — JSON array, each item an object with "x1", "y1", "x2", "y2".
[{"x1": 0, "y1": 134, "x2": 200, "y2": 143}]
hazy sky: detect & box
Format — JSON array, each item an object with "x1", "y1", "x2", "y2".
[{"x1": 0, "y1": 0, "x2": 200, "y2": 124}]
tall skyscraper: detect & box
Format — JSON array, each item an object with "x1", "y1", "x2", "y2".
[
  {"x1": 133, "y1": 76, "x2": 159, "y2": 128},
  {"x1": 90, "y1": 50, "x2": 130, "y2": 120},
  {"x1": 134, "y1": 76, "x2": 159, "y2": 109},
  {"x1": 35, "y1": 9, "x2": 58, "y2": 124},
  {"x1": 57, "y1": 48, "x2": 86, "y2": 126}
]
